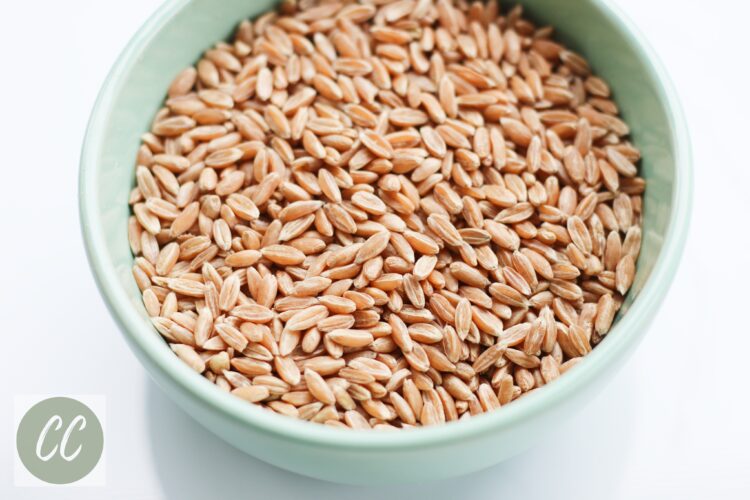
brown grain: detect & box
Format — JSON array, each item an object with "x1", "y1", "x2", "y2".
[{"x1": 130, "y1": 0, "x2": 644, "y2": 429}]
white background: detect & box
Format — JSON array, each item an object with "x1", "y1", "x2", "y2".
[{"x1": 1, "y1": 0, "x2": 748, "y2": 498}]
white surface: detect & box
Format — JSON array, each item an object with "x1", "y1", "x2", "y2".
[{"x1": 1, "y1": 0, "x2": 748, "y2": 498}]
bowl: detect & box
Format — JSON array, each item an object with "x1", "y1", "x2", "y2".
[{"x1": 79, "y1": 0, "x2": 692, "y2": 485}]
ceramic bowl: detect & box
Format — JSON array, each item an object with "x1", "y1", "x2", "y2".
[{"x1": 80, "y1": 0, "x2": 692, "y2": 485}]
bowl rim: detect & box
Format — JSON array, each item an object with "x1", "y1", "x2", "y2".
[{"x1": 79, "y1": 0, "x2": 692, "y2": 450}]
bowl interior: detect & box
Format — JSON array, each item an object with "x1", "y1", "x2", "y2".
[{"x1": 81, "y1": 0, "x2": 688, "y2": 445}]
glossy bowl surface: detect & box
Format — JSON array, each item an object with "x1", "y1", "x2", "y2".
[{"x1": 80, "y1": 0, "x2": 692, "y2": 485}]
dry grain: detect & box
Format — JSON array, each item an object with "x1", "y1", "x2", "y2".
[{"x1": 131, "y1": 0, "x2": 644, "y2": 429}]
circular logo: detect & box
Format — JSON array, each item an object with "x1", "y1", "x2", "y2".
[{"x1": 16, "y1": 397, "x2": 103, "y2": 484}]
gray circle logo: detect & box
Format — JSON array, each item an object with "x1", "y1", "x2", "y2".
[{"x1": 16, "y1": 397, "x2": 103, "y2": 484}]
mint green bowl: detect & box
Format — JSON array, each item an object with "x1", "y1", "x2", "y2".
[{"x1": 80, "y1": 0, "x2": 691, "y2": 485}]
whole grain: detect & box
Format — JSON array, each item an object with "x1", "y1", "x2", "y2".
[{"x1": 129, "y1": 0, "x2": 645, "y2": 429}]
